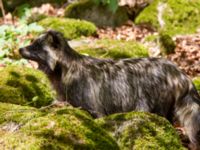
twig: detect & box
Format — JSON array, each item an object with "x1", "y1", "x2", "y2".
[{"x1": 0, "y1": 0, "x2": 5, "y2": 23}]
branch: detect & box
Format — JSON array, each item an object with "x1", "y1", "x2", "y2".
[{"x1": 0, "y1": 0, "x2": 5, "y2": 22}]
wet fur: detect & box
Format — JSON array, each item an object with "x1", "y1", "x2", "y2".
[{"x1": 19, "y1": 30, "x2": 200, "y2": 149}]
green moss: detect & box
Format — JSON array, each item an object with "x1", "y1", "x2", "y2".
[
  {"x1": 96, "y1": 112, "x2": 185, "y2": 150},
  {"x1": 135, "y1": 0, "x2": 160, "y2": 29},
  {"x1": 159, "y1": 33, "x2": 175, "y2": 54},
  {"x1": 135, "y1": 0, "x2": 200, "y2": 36},
  {"x1": 144, "y1": 33, "x2": 175, "y2": 55},
  {"x1": 64, "y1": 0, "x2": 128, "y2": 27},
  {"x1": 75, "y1": 39, "x2": 149, "y2": 59},
  {"x1": 193, "y1": 77, "x2": 200, "y2": 92},
  {"x1": 38, "y1": 17, "x2": 97, "y2": 39},
  {"x1": 0, "y1": 102, "x2": 42, "y2": 124},
  {"x1": 0, "y1": 66, "x2": 55, "y2": 108},
  {"x1": 0, "y1": 103, "x2": 119, "y2": 150}
]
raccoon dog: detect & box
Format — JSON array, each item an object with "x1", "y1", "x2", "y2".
[{"x1": 19, "y1": 30, "x2": 200, "y2": 149}]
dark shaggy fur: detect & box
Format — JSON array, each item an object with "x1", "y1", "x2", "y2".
[{"x1": 20, "y1": 30, "x2": 200, "y2": 149}]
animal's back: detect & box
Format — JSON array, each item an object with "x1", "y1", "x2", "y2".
[{"x1": 66, "y1": 57, "x2": 191, "y2": 118}]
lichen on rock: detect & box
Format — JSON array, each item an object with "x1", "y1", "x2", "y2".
[
  {"x1": 96, "y1": 111, "x2": 185, "y2": 150},
  {"x1": 38, "y1": 17, "x2": 97, "y2": 39},
  {"x1": 0, "y1": 66, "x2": 55, "y2": 108}
]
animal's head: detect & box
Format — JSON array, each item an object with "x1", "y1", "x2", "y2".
[{"x1": 19, "y1": 30, "x2": 67, "y2": 71}]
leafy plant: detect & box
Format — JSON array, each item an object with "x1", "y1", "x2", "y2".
[
  {"x1": 0, "y1": 22, "x2": 44, "y2": 65},
  {"x1": 14, "y1": 3, "x2": 32, "y2": 23},
  {"x1": 0, "y1": 3, "x2": 45, "y2": 65}
]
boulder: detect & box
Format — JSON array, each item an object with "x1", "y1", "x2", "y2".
[
  {"x1": 119, "y1": 0, "x2": 153, "y2": 19},
  {"x1": 96, "y1": 112, "x2": 185, "y2": 150},
  {"x1": 38, "y1": 17, "x2": 97, "y2": 39},
  {"x1": 0, "y1": 66, "x2": 55, "y2": 108},
  {"x1": 73, "y1": 39, "x2": 149, "y2": 59},
  {"x1": 0, "y1": 102, "x2": 119, "y2": 149},
  {"x1": 65, "y1": 0, "x2": 129, "y2": 27}
]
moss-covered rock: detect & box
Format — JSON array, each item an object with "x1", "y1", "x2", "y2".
[
  {"x1": 65, "y1": 0, "x2": 129, "y2": 27},
  {"x1": 135, "y1": 0, "x2": 200, "y2": 36},
  {"x1": 95, "y1": 112, "x2": 185, "y2": 150},
  {"x1": 74, "y1": 39, "x2": 149, "y2": 59},
  {"x1": 38, "y1": 17, "x2": 97, "y2": 39},
  {"x1": 0, "y1": 66, "x2": 55, "y2": 108},
  {"x1": 0, "y1": 102, "x2": 119, "y2": 150},
  {"x1": 0, "y1": 102, "x2": 42, "y2": 124},
  {"x1": 193, "y1": 77, "x2": 200, "y2": 92}
]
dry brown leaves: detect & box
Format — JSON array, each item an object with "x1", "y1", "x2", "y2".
[
  {"x1": 97, "y1": 22, "x2": 154, "y2": 41},
  {"x1": 167, "y1": 34, "x2": 200, "y2": 77},
  {"x1": 0, "y1": 3, "x2": 65, "y2": 25},
  {"x1": 31, "y1": 3, "x2": 65, "y2": 17}
]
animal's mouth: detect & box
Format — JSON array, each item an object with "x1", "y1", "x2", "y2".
[
  {"x1": 19, "y1": 48, "x2": 43, "y2": 63},
  {"x1": 19, "y1": 48, "x2": 37, "y2": 61},
  {"x1": 38, "y1": 63, "x2": 52, "y2": 74},
  {"x1": 23, "y1": 59, "x2": 51, "y2": 74},
  {"x1": 20, "y1": 48, "x2": 52, "y2": 73}
]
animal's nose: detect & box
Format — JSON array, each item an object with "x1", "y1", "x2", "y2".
[{"x1": 19, "y1": 48, "x2": 24, "y2": 54}]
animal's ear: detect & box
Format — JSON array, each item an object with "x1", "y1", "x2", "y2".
[
  {"x1": 47, "y1": 56, "x2": 57, "y2": 71},
  {"x1": 47, "y1": 30, "x2": 61, "y2": 48}
]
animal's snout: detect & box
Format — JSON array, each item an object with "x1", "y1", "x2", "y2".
[
  {"x1": 19, "y1": 47, "x2": 30, "y2": 58},
  {"x1": 19, "y1": 48, "x2": 25, "y2": 55}
]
